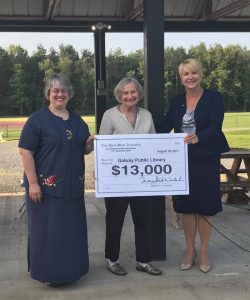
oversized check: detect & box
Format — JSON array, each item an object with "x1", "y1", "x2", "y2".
[{"x1": 94, "y1": 133, "x2": 189, "y2": 197}]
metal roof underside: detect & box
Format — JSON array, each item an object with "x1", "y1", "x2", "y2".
[{"x1": 0, "y1": 0, "x2": 249, "y2": 31}]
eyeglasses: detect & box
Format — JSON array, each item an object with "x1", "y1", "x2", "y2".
[{"x1": 50, "y1": 89, "x2": 69, "y2": 94}]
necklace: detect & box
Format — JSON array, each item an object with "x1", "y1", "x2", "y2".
[
  {"x1": 49, "y1": 106, "x2": 69, "y2": 120},
  {"x1": 118, "y1": 105, "x2": 138, "y2": 128}
]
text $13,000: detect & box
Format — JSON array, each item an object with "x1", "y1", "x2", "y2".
[{"x1": 111, "y1": 164, "x2": 172, "y2": 176}]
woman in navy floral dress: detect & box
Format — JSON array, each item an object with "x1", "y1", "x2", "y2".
[{"x1": 18, "y1": 73, "x2": 94, "y2": 287}]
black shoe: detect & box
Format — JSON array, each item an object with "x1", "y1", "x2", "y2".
[
  {"x1": 106, "y1": 262, "x2": 127, "y2": 276},
  {"x1": 44, "y1": 282, "x2": 71, "y2": 287},
  {"x1": 136, "y1": 263, "x2": 162, "y2": 275}
]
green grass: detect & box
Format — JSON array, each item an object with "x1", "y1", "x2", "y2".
[
  {"x1": 224, "y1": 135, "x2": 250, "y2": 148},
  {"x1": 223, "y1": 113, "x2": 250, "y2": 148},
  {"x1": 1, "y1": 113, "x2": 250, "y2": 148},
  {"x1": 0, "y1": 116, "x2": 96, "y2": 140},
  {"x1": 82, "y1": 116, "x2": 95, "y2": 134},
  {"x1": 224, "y1": 130, "x2": 250, "y2": 148},
  {"x1": 1, "y1": 130, "x2": 20, "y2": 141},
  {"x1": 223, "y1": 112, "x2": 250, "y2": 129},
  {"x1": 224, "y1": 129, "x2": 250, "y2": 135}
]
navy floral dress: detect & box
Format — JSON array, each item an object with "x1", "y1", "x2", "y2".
[{"x1": 19, "y1": 107, "x2": 90, "y2": 283}]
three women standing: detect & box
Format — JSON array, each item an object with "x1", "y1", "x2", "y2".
[{"x1": 19, "y1": 60, "x2": 229, "y2": 285}]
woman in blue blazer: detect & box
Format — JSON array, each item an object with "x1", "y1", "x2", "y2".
[{"x1": 159, "y1": 58, "x2": 229, "y2": 273}]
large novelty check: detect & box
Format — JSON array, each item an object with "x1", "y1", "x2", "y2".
[{"x1": 94, "y1": 133, "x2": 189, "y2": 197}]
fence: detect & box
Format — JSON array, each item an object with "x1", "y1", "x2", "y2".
[
  {"x1": 223, "y1": 114, "x2": 250, "y2": 129},
  {"x1": 0, "y1": 123, "x2": 23, "y2": 140},
  {"x1": 0, "y1": 120, "x2": 96, "y2": 141},
  {"x1": 0, "y1": 113, "x2": 249, "y2": 141}
]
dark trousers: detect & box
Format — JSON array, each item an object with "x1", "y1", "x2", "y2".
[{"x1": 105, "y1": 196, "x2": 152, "y2": 263}]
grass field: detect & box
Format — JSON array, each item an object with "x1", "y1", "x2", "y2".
[
  {"x1": 223, "y1": 113, "x2": 250, "y2": 148},
  {"x1": 223, "y1": 112, "x2": 250, "y2": 129},
  {"x1": 0, "y1": 113, "x2": 249, "y2": 148}
]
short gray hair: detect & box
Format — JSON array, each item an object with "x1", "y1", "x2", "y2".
[
  {"x1": 44, "y1": 73, "x2": 74, "y2": 100},
  {"x1": 113, "y1": 78, "x2": 144, "y2": 102}
]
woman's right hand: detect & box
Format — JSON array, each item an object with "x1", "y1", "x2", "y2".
[
  {"x1": 184, "y1": 133, "x2": 199, "y2": 144},
  {"x1": 29, "y1": 183, "x2": 42, "y2": 203}
]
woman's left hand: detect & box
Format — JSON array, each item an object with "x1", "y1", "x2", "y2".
[
  {"x1": 85, "y1": 134, "x2": 95, "y2": 154},
  {"x1": 184, "y1": 133, "x2": 199, "y2": 144}
]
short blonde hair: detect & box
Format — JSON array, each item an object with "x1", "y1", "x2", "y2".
[
  {"x1": 113, "y1": 78, "x2": 143, "y2": 102},
  {"x1": 178, "y1": 58, "x2": 203, "y2": 78}
]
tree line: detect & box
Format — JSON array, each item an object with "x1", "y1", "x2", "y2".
[{"x1": 0, "y1": 42, "x2": 249, "y2": 116}]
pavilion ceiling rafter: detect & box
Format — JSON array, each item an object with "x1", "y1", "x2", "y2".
[
  {"x1": 202, "y1": 0, "x2": 250, "y2": 20},
  {"x1": 197, "y1": 0, "x2": 213, "y2": 19},
  {"x1": 126, "y1": 2, "x2": 143, "y2": 20},
  {"x1": 44, "y1": 0, "x2": 60, "y2": 20},
  {"x1": 121, "y1": 0, "x2": 134, "y2": 20}
]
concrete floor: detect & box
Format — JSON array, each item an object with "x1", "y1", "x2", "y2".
[{"x1": 0, "y1": 192, "x2": 250, "y2": 300}]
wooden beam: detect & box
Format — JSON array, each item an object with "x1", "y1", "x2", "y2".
[
  {"x1": 203, "y1": 0, "x2": 213, "y2": 16},
  {"x1": 44, "y1": 0, "x2": 60, "y2": 20},
  {"x1": 0, "y1": 20, "x2": 250, "y2": 33},
  {"x1": 203, "y1": 0, "x2": 250, "y2": 21},
  {"x1": 194, "y1": 0, "x2": 212, "y2": 19},
  {"x1": 127, "y1": 2, "x2": 143, "y2": 20},
  {"x1": 122, "y1": 0, "x2": 134, "y2": 20}
]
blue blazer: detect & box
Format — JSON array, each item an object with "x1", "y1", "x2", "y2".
[{"x1": 158, "y1": 89, "x2": 230, "y2": 159}]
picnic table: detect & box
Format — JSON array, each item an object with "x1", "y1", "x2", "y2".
[{"x1": 220, "y1": 148, "x2": 250, "y2": 204}]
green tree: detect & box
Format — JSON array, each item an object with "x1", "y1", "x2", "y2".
[
  {"x1": 76, "y1": 49, "x2": 95, "y2": 114},
  {"x1": 7, "y1": 45, "x2": 28, "y2": 66},
  {"x1": 224, "y1": 45, "x2": 250, "y2": 111},
  {"x1": 164, "y1": 47, "x2": 187, "y2": 110},
  {"x1": 106, "y1": 48, "x2": 143, "y2": 108},
  {"x1": 9, "y1": 64, "x2": 30, "y2": 115},
  {"x1": 27, "y1": 44, "x2": 47, "y2": 112},
  {"x1": 57, "y1": 45, "x2": 83, "y2": 113},
  {"x1": 1, "y1": 42, "x2": 250, "y2": 116},
  {"x1": 0, "y1": 47, "x2": 12, "y2": 115},
  {"x1": 7, "y1": 45, "x2": 30, "y2": 115},
  {"x1": 38, "y1": 47, "x2": 59, "y2": 79}
]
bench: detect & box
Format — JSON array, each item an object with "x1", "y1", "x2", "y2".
[
  {"x1": 169, "y1": 149, "x2": 250, "y2": 229},
  {"x1": 220, "y1": 148, "x2": 250, "y2": 204}
]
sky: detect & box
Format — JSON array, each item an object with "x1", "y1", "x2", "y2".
[{"x1": 0, "y1": 32, "x2": 249, "y2": 55}]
